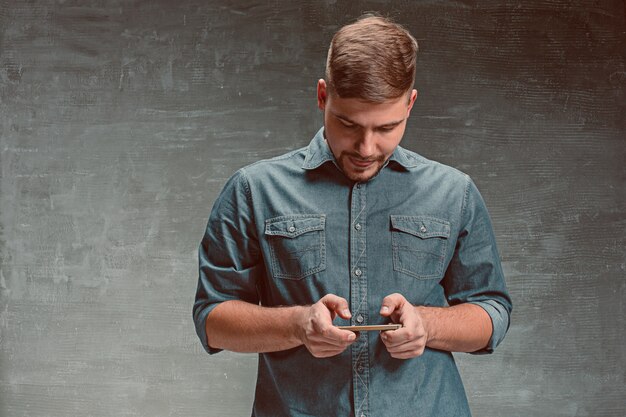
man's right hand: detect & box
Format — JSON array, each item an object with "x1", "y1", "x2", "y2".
[{"x1": 296, "y1": 294, "x2": 357, "y2": 358}]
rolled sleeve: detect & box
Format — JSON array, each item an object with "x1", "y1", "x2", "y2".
[
  {"x1": 468, "y1": 299, "x2": 510, "y2": 354},
  {"x1": 443, "y1": 175, "x2": 512, "y2": 354},
  {"x1": 192, "y1": 169, "x2": 263, "y2": 354}
]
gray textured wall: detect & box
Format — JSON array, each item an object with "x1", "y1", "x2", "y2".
[{"x1": 1, "y1": 1, "x2": 624, "y2": 416}]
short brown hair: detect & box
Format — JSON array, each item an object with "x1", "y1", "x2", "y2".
[{"x1": 325, "y1": 15, "x2": 418, "y2": 102}]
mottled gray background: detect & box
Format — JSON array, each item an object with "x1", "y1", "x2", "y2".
[{"x1": 0, "y1": 0, "x2": 624, "y2": 416}]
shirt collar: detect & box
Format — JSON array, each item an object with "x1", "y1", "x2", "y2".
[
  {"x1": 302, "y1": 127, "x2": 422, "y2": 171},
  {"x1": 302, "y1": 127, "x2": 336, "y2": 170},
  {"x1": 387, "y1": 143, "x2": 422, "y2": 169}
]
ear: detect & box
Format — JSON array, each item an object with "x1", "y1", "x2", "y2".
[
  {"x1": 406, "y1": 89, "x2": 418, "y2": 116},
  {"x1": 317, "y1": 79, "x2": 327, "y2": 110}
]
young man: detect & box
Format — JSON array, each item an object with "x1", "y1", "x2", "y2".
[{"x1": 193, "y1": 16, "x2": 512, "y2": 417}]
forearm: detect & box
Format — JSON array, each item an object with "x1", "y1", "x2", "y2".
[
  {"x1": 206, "y1": 300, "x2": 307, "y2": 353},
  {"x1": 418, "y1": 303, "x2": 492, "y2": 353}
]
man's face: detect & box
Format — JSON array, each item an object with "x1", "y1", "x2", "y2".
[{"x1": 317, "y1": 79, "x2": 417, "y2": 182}]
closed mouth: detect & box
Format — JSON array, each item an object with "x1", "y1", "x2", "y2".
[{"x1": 348, "y1": 156, "x2": 376, "y2": 168}]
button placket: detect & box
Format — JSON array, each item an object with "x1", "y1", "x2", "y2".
[{"x1": 350, "y1": 182, "x2": 369, "y2": 417}]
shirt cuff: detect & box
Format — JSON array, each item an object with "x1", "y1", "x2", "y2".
[
  {"x1": 468, "y1": 300, "x2": 510, "y2": 355},
  {"x1": 194, "y1": 304, "x2": 223, "y2": 355}
]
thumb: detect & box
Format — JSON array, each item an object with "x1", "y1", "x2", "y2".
[
  {"x1": 321, "y1": 294, "x2": 352, "y2": 320},
  {"x1": 380, "y1": 293, "x2": 405, "y2": 317}
]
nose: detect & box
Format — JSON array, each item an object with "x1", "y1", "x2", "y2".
[{"x1": 355, "y1": 129, "x2": 376, "y2": 158}]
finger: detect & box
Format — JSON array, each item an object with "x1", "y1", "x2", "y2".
[
  {"x1": 380, "y1": 330, "x2": 402, "y2": 349},
  {"x1": 309, "y1": 346, "x2": 350, "y2": 358},
  {"x1": 307, "y1": 332, "x2": 355, "y2": 355},
  {"x1": 380, "y1": 327, "x2": 424, "y2": 348},
  {"x1": 321, "y1": 294, "x2": 352, "y2": 320},
  {"x1": 314, "y1": 327, "x2": 357, "y2": 346},
  {"x1": 382, "y1": 336, "x2": 425, "y2": 352},
  {"x1": 380, "y1": 333, "x2": 426, "y2": 358},
  {"x1": 380, "y1": 293, "x2": 406, "y2": 317},
  {"x1": 385, "y1": 338, "x2": 426, "y2": 358},
  {"x1": 309, "y1": 316, "x2": 357, "y2": 346},
  {"x1": 387, "y1": 346, "x2": 426, "y2": 359}
]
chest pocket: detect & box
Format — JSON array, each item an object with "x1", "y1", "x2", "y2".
[
  {"x1": 264, "y1": 214, "x2": 326, "y2": 280},
  {"x1": 391, "y1": 215, "x2": 451, "y2": 280}
]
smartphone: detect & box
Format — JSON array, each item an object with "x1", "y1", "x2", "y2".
[{"x1": 336, "y1": 324, "x2": 402, "y2": 332}]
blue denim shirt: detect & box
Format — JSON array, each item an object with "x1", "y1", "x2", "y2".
[{"x1": 194, "y1": 127, "x2": 512, "y2": 417}]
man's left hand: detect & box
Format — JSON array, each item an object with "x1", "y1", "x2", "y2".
[{"x1": 379, "y1": 293, "x2": 428, "y2": 359}]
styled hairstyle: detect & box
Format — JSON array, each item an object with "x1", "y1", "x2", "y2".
[{"x1": 325, "y1": 15, "x2": 419, "y2": 102}]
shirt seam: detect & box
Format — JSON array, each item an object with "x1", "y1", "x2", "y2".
[
  {"x1": 237, "y1": 167, "x2": 260, "y2": 260},
  {"x1": 460, "y1": 174, "x2": 471, "y2": 224}
]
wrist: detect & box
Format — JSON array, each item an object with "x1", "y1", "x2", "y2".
[
  {"x1": 415, "y1": 305, "x2": 435, "y2": 346},
  {"x1": 289, "y1": 305, "x2": 309, "y2": 346}
]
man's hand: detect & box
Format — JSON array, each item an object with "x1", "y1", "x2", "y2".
[
  {"x1": 296, "y1": 294, "x2": 357, "y2": 358},
  {"x1": 379, "y1": 293, "x2": 428, "y2": 359}
]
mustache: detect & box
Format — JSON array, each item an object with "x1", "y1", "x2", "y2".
[{"x1": 342, "y1": 152, "x2": 385, "y2": 162}]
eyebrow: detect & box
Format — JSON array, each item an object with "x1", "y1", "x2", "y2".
[{"x1": 332, "y1": 111, "x2": 405, "y2": 129}]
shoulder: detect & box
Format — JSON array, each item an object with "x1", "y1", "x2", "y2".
[
  {"x1": 395, "y1": 145, "x2": 471, "y2": 188},
  {"x1": 239, "y1": 147, "x2": 307, "y2": 174},
  {"x1": 210, "y1": 146, "x2": 306, "y2": 215},
  {"x1": 238, "y1": 146, "x2": 307, "y2": 179}
]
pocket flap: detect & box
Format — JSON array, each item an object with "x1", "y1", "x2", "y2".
[
  {"x1": 265, "y1": 215, "x2": 326, "y2": 238},
  {"x1": 390, "y1": 215, "x2": 450, "y2": 239}
]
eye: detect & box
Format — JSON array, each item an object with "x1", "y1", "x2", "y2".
[
  {"x1": 340, "y1": 120, "x2": 356, "y2": 129},
  {"x1": 378, "y1": 126, "x2": 396, "y2": 133}
]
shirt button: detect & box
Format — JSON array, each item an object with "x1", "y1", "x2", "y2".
[
  {"x1": 420, "y1": 225, "x2": 427, "y2": 233},
  {"x1": 355, "y1": 223, "x2": 361, "y2": 231},
  {"x1": 356, "y1": 314, "x2": 364, "y2": 323},
  {"x1": 288, "y1": 226, "x2": 296, "y2": 233},
  {"x1": 357, "y1": 364, "x2": 364, "y2": 373},
  {"x1": 354, "y1": 268, "x2": 362, "y2": 277}
]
